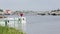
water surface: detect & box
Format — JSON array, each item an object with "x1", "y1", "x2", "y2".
[{"x1": 26, "y1": 15, "x2": 60, "y2": 34}]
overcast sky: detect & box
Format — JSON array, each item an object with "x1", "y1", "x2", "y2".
[{"x1": 0, "y1": 0, "x2": 60, "y2": 11}]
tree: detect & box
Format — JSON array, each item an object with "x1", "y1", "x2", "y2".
[{"x1": 0, "y1": 9, "x2": 3, "y2": 12}]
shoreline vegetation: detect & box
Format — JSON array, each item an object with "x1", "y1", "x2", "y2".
[{"x1": 0, "y1": 26, "x2": 26, "y2": 34}]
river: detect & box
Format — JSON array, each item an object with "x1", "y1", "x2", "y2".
[
  {"x1": 0, "y1": 15, "x2": 60, "y2": 34},
  {"x1": 25, "y1": 15, "x2": 60, "y2": 34}
]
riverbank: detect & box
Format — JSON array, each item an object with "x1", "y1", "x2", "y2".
[{"x1": 0, "y1": 26, "x2": 26, "y2": 34}]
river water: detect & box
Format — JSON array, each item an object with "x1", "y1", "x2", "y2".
[
  {"x1": 25, "y1": 15, "x2": 60, "y2": 34},
  {"x1": 0, "y1": 15, "x2": 60, "y2": 34}
]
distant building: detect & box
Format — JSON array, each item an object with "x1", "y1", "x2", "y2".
[
  {"x1": 50, "y1": 10, "x2": 60, "y2": 15},
  {"x1": 4, "y1": 10, "x2": 12, "y2": 15}
]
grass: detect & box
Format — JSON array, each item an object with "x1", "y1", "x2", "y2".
[{"x1": 0, "y1": 26, "x2": 26, "y2": 34}]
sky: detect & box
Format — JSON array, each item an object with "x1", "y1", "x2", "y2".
[{"x1": 0, "y1": 0, "x2": 60, "y2": 11}]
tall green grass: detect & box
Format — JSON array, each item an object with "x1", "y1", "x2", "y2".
[{"x1": 0, "y1": 26, "x2": 26, "y2": 34}]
